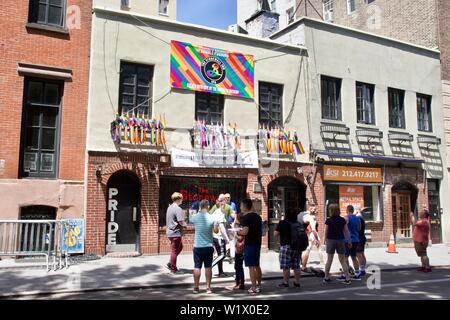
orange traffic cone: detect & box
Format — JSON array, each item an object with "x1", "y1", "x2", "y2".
[{"x1": 386, "y1": 234, "x2": 398, "y2": 253}]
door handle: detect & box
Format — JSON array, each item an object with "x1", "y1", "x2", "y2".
[{"x1": 133, "y1": 207, "x2": 137, "y2": 222}]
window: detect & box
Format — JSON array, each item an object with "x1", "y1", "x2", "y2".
[
  {"x1": 325, "y1": 184, "x2": 382, "y2": 221},
  {"x1": 195, "y1": 92, "x2": 224, "y2": 124},
  {"x1": 365, "y1": 0, "x2": 376, "y2": 4},
  {"x1": 417, "y1": 94, "x2": 432, "y2": 132},
  {"x1": 259, "y1": 82, "x2": 283, "y2": 127},
  {"x1": 121, "y1": 0, "x2": 130, "y2": 9},
  {"x1": 20, "y1": 206, "x2": 57, "y2": 251},
  {"x1": 323, "y1": 0, "x2": 334, "y2": 22},
  {"x1": 286, "y1": 7, "x2": 294, "y2": 24},
  {"x1": 159, "y1": 176, "x2": 247, "y2": 227},
  {"x1": 28, "y1": 0, "x2": 66, "y2": 27},
  {"x1": 20, "y1": 79, "x2": 62, "y2": 178},
  {"x1": 347, "y1": 0, "x2": 356, "y2": 13},
  {"x1": 159, "y1": 0, "x2": 169, "y2": 15},
  {"x1": 356, "y1": 82, "x2": 375, "y2": 125},
  {"x1": 271, "y1": 0, "x2": 277, "y2": 12},
  {"x1": 321, "y1": 76, "x2": 342, "y2": 121},
  {"x1": 388, "y1": 88, "x2": 405, "y2": 129},
  {"x1": 119, "y1": 62, "x2": 153, "y2": 116}
]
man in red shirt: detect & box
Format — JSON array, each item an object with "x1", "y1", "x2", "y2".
[{"x1": 410, "y1": 209, "x2": 431, "y2": 273}]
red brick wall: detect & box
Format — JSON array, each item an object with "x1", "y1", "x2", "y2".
[
  {"x1": 438, "y1": 0, "x2": 450, "y2": 81},
  {"x1": 86, "y1": 151, "x2": 427, "y2": 254},
  {"x1": 0, "y1": 0, "x2": 91, "y2": 180}
]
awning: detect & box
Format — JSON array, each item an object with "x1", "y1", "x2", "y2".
[{"x1": 313, "y1": 150, "x2": 425, "y2": 164}]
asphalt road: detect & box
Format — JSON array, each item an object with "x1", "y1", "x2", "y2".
[{"x1": 14, "y1": 267, "x2": 450, "y2": 300}]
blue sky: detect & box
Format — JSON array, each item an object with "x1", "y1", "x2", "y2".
[{"x1": 177, "y1": 0, "x2": 237, "y2": 30}]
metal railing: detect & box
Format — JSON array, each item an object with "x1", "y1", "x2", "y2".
[{"x1": 0, "y1": 220, "x2": 68, "y2": 271}]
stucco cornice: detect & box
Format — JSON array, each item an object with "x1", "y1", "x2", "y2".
[{"x1": 92, "y1": 6, "x2": 307, "y2": 54}]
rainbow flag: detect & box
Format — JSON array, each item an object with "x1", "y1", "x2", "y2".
[{"x1": 170, "y1": 41, "x2": 254, "y2": 99}]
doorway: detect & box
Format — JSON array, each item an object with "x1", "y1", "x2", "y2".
[
  {"x1": 428, "y1": 179, "x2": 442, "y2": 244},
  {"x1": 268, "y1": 177, "x2": 306, "y2": 250},
  {"x1": 106, "y1": 171, "x2": 141, "y2": 253},
  {"x1": 392, "y1": 181, "x2": 418, "y2": 240}
]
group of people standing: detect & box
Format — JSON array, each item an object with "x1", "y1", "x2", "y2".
[
  {"x1": 166, "y1": 191, "x2": 433, "y2": 294},
  {"x1": 165, "y1": 192, "x2": 263, "y2": 294}
]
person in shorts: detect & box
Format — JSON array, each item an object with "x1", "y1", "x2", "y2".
[
  {"x1": 190, "y1": 200, "x2": 227, "y2": 294},
  {"x1": 411, "y1": 209, "x2": 431, "y2": 273},
  {"x1": 355, "y1": 208, "x2": 367, "y2": 277},
  {"x1": 237, "y1": 199, "x2": 262, "y2": 295},
  {"x1": 275, "y1": 210, "x2": 301, "y2": 288},
  {"x1": 323, "y1": 204, "x2": 352, "y2": 285}
]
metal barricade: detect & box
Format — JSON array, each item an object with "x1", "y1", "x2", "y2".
[{"x1": 0, "y1": 220, "x2": 68, "y2": 271}]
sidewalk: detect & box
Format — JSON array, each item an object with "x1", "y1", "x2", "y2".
[{"x1": 0, "y1": 245, "x2": 449, "y2": 298}]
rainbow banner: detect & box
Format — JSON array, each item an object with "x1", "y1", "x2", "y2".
[{"x1": 170, "y1": 40, "x2": 254, "y2": 99}]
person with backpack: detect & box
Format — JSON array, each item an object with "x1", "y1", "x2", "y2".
[
  {"x1": 323, "y1": 203, "x2": 352, "y2": 285},
  {"x1": 275, "y1": 210, "x2": 308, "y2": 288},
  {"x1": 355, "y1": 208, "x2": 367, "y2": 277}
]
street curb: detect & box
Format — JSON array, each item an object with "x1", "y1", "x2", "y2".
[{"x1": 1, "y1": 265, "x2": 449, "y2": 299}]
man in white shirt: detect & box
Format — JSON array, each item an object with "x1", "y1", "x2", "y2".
[{"x1": 211, "y1": 199, "x2": 231, "y2": 277}]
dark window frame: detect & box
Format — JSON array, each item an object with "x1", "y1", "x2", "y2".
[
  {"x1": 28, "y1": 0, "x2": 67, "y2": 28},
  {"x1": 195, "y1": 92, "x2": 225, "y2": 125},
  {"x1": 118, "y1": 62, "x2": 154, "y2": 117},
  {"x1": 321, "y1": 75, "x2": 342, "y2": 121},
  {"x1": 258, "y1": 82, "x2": 283, "y2": 128},
  {"x1": 356, "y1": 82, "x2": 375, "y2": 125},
  {"x1": 417, "y1": 93, "x2": 432, "y2": 132},
  {"x1": 19, "y1": 77, "x2": 63, "y2": 179},
  {"x1": 388, "y1": 87, "x2": 406, "y2": 129}
]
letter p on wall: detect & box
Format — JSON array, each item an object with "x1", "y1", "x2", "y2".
[{"x1": 109, "y1": 188, "x2": 118, "y2": 198}]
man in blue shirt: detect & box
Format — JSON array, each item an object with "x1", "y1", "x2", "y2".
[
  {"x1": 191, "y1": 200, "x2": 227, "y2": 294},
  {"x1": 339, "y1": 205, "x2": 362, "y2": 281}
]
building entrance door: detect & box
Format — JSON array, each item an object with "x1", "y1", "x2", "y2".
[
  {"x1": 268, "y1": 177, "x2": 306, "y2": 251},
  {"x1": 106, "y1": 171, "x2": 140, "y2": 253},
  {"x1": 392, "y1": 193, "x2": 412, "y2": 239},
  {"x1": 428, "y1": 179, "x2": 442, "y2": 244}
]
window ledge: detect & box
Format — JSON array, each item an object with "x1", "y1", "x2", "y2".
[
  {"x1": 158, "y1": 12, "x2": 169, "y2": 17},
  {"x1": 26, "y1": 22, "x2": 69, "y2": 35},
  {"x1": 356, "y1": 123, "x2": 378, "y2": 130}
]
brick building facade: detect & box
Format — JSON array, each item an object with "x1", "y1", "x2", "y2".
[{"x1": 0, "y1": 1, "x2": 91, "y2": 220}]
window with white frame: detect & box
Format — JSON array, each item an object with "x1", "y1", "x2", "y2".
[
  {"x1": 159, "y1": 0, "x2": 169, "y2": 15},
  {"x1": 347, "y1": 0, "x2": 356, "y2": 14},
  {"x1": 323, "y1": 0, "x2": 334, "y2": 22}
]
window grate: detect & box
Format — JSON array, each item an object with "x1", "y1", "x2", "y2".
[
  {"x1": 119, "y1": 62, "x2": 154, "y2": 116},
  {"x1": 259, "y1": 82, "x2": 283, "y2": 128}
]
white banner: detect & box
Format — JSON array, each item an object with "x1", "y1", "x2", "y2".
[{"x1": 171, "y1": 148, "x2": 258, "y2": 168}]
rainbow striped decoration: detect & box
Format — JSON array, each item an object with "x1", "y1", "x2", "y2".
[
  {"x1": 258, "y1": 126, "x2": 305, "y2": 156},
  {"x1": 111, "y1": 112, "x2": 167, "y2": 147},
  {"x1": 170, "y1": 40, "x2": 254, "y2": 99}
]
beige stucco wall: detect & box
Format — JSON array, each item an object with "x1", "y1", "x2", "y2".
[
  {"x1": 275, "y1": 18, "x2": 449, "y2": 243},
  {"x1": 94, "y1": 0, "x2": 177, "y2": 20},
  {"x1": 0, "y1": 180, "x2": 84, "y2": 219},
  {"x1": 87, "y1": 8, "x2": 311, "y2": 164}
]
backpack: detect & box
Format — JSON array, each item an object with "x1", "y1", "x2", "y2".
[{"x1": 290, "y1": 221, "x2": 309, "y2": 252}]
